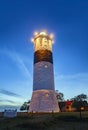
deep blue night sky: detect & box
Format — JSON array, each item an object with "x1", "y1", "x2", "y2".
[{"x1": 0, "y1": 0, "x2": 88, "y2": 107}]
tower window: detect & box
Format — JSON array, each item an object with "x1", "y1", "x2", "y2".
[
  {"x1": 44, "y1": 65, "x2": 48, "y2": 68},
  {"x1": 45, "y1": 93, "x2": 49, "y2": 97}
]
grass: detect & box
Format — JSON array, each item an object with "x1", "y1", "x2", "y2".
[{"x1": 0, "y1": 111, "x2": 88, "y2": 130}]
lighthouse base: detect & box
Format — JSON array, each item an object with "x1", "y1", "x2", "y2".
[{"x1": 29, "y1": 90, "x2": 60, "y2": 113}]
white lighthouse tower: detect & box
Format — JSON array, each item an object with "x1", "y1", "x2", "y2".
[{"x1": 29, "y1": 31, "x2": 60, "y2": 112}]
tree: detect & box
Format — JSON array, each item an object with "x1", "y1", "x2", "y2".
[
  {"x1": 20, "y1": 100, "x2": 30, "y2": 112},
  {"x1": 72, "y1": 93, "x2": 88, "y2": 102},
  {"x1": 55, "y1": 90, "x2": 65, "y2": 111},
  {"x1": 55, "y1": 90, "x2": 64, "y2": 102},
  {"x1": 71, "y1": 94, "x2": 88, "y2": 111}
]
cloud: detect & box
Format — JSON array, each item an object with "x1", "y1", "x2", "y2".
[
  {"x1": 0, "y1": 99, "x2": 15, "y2": 104},
  {"x1": 55, "y1": 72, "x2": 88, "y2": 99},
  {"x1": 0, "y1": 89, "x2": 25, "y2": 106},
  {"x1": 15, "y1": 54, "x2": 32, "y2": 80},
  {"x1": 0, "y1": 99, "x2": 23, "y2": 106},
  {"x1": 0, "y1": 89, "x2": 22, "y2": 98},
  {"x1": 55, "y1": 72, "x2": 88, "y2": 81},
  {"x1": 55, "y1": 73, "x2": 88, "y2": 90},
  {"x1": 0, "y1": 48, "x2": 32, "y2": 80}
]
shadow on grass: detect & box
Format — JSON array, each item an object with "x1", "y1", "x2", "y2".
[
  {"x1": 16, "y1": 122, "x2": 46, "y2": 130},
  {"x1": 57, "y1": 115, "x2": 88, "y2": 122},
  {"x1": 0, "y1": 112, "x2": 88, "y2": 130}
]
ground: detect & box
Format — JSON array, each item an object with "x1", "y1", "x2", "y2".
[{"x1": 0, "y1": 111, "x2": 88, "y2": 130}]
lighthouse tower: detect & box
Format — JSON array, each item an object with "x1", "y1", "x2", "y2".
[{"x1": 29, "y1": 31, "x2": 60, "y2": 112}]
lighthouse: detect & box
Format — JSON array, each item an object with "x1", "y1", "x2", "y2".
[{"x1": 29, "y1": 31, "x2": 60, "y2": 112}]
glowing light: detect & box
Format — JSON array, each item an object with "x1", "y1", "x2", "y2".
[
  {"x1": 50, "y1": 33, "x2": 54, "y2": 39},
  {"x1": 31, "y1": 38, "x2": 34, "y2": 42},
  {"x1": 40, "y1": 31, "x2": 46, "y2": 35},
  {"x1": 81, "y1": 107, "x2": 84, "y2": 110},
  {"x1": 52, "y1": 41, "x2": 55, "y2": 44},
  {"x1": 34, "y1": 32, "x2": 38, "y2": 36},
  {"x1": 45, "y1": 93, "x2": 49, "y2": 97},
  {"x1": 44, "y1": 65, "x2": 48, "y2": 68}
]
